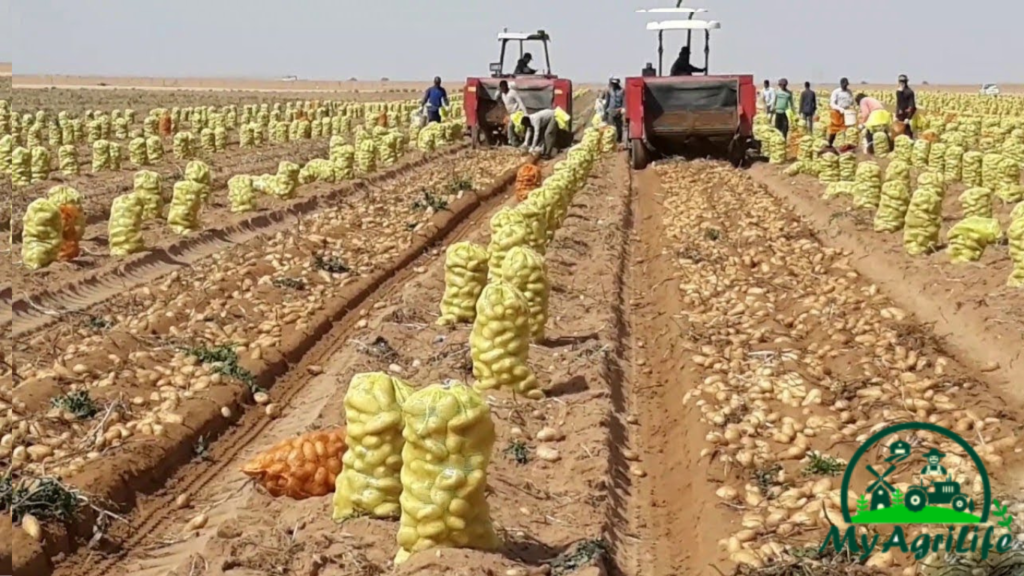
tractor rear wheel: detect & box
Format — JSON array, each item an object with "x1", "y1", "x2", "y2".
[
  {"x1": 905, "y1": 487, "x2": 928, "y2": 512},
  {"x1": 951, "y1": 495, "x2": 969, "y2": 513},
  {"x1": 630, "y1": 139, "x2": 649, "y2": 170}
]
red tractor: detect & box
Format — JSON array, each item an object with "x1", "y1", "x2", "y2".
[
  {"x1": 463, "y1": 30, "x2": 574, "y2": 148},
  {"x1": 626, "y1": 6, "x2": 759, "y2": 169}
]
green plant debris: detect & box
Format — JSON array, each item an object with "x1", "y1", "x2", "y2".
[
  {"x1": 193, "y1": 435, "x2": 212, "y2": 462},
  {"x1": 84, "y1": 315, "x2": 113, "y2": 331},
  {"x1": 1, "y1": 474, "x2": 86, "y2": 524},
  {"x1": 804, "y1": 451, "x2": 847, "y2": 477},
  {"x1": 51, "y1": 390, "x2": 99, "y2": 419},
  {"x1": 411, "y1": 189, "x2": 449, "y2": 212},
  {"x1": 752, "y1": 463, "x2": 784, "y2": 496},
  {"x1": 446, "y1": 176, "x2": 473, "y2": 193},
  {"x1": 704, "y1": 227, "x2": 722, "y2": 241},
  {"x1": 504, "y1": 439, "x2": 530, "y2": 465},
  {"x1": 313, "y1": 254, "x2": 350, "y2": 274},
  {"x1": 183, "y1": 343, "x2": 261, "y2": 394},
  {"x1": 272, "y1": 277, "x2": 307, "y2": 291},
  {"x1": 549, "y1": 539, "x2": 608, "y2": 576}
]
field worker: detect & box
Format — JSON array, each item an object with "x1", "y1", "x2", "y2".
[
  {"x1": 800, "y1": 81, "x2": 817, "y2": 134},
  {"x1": 421, "y1": 77, "x2": 450, "y2": 124},
  {"x1": 641, "y1": 62, "x2": 657, "y2": 77},
  {"x1": 670, "y1": 46, "x2": 705, "y2": 76},
  {"x1": 514, "y1": 53, "x2": 538, "y2": 75},
  {"x1": 604, "y1": 77, "x2": 626, "y2": 145},
  {"x1": 855, "y1": 93, "x2": 891, "y2": 154},
  {"x1": 827, "y1": 77, "x2": 855, "y2": 147},
  {"x1": 896, "y1": 74, "x2": 917, "y2": 139},
  {"x1": 761, "y1": 79, "x2": 776, "y2": 115},
  {"x1": 499, "y1": 80, "x2": 527, "y2": 145},
  {"x1": 773, "y1": 79, "x2": 796, "y2": 142},
  {"x1": 520, "y1": 108, "x2": 563, "y2": 158}
]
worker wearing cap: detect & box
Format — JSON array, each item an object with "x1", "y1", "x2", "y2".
[
  {"x1": 514, "y1": 53, "x2": 537, "y2": 75},
  {"x1": 828, "y1": 77, "x2": 855, "y2": 147},
  {"x1": 855, "y1": 93, "x2": 892, "y2": 155},
  {"x1": 920, "y1": 448, "x2": 948, "y2": 476},
  {"x1": 421, "y1": 76, "x2": 450, "y2": 124},
  {"x1": 896, "y1": 74, "x2": 917, "y2": 139},
  {"x1": 520, "y1": 108, "x2": 566, "y2": 158},
  {"x1": 604, "y1": 77, "x2": 625, "y2": 145},
  {"x1": 499, "y1": 80, "x2": 527, "y2": 146}
]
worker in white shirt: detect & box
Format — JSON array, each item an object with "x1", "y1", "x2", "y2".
[
  {"x1": 499, "y1": 80, "x2": 527, "y2": 146},
  {"x1": 827, "y1": 77, "x2": 855, "y2": 148},
  {"x1": 520, "y1": 108, "x2": 563, "y2": 158},
  {"x1": 761, "y1": 79, "x2": 776, "y2": 115}
]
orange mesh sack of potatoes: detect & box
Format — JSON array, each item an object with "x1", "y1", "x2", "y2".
[
  {"x1": 58, "y1": 205, "x2": 82, "y2": 261},
  {"x1": 242, "y1": 427, "x2": 347, "y2": 499},
  {"x1": 515, "y1": 164, "x2": 541, "y2": 202}
]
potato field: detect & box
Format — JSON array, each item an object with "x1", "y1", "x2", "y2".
[{"x1": 1, "y1": 73, "x2": 1022, "y2": 576}]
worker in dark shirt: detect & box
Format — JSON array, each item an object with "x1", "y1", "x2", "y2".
[
  {"x1": 895, "y1": 74, "x2": 917, "y2": 139},
  {"x1": 421, "y1": 76, "x2": 449, "y2": 124},
  {"x1": 800, "y1": 81, "x2": 817, "y2": 135},
  {"x1": 670, "y1": 46, "x2": 705, "y2": 76},
  {"x1": 514, "y1": 53, "x2": 537, "y2": 75},
  {"x1": 604, "y1": 77, "x2": 626, "y2": 145},
  {"x1": 641, "y1": 62, "x2": 657, "y2": 77}
]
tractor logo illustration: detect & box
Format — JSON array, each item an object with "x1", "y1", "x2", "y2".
[{"x1": 839, "y1": 422, "x2": 993, "y2": 525}]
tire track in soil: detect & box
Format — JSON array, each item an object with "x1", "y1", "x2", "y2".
[
  {"x1": 54, "y1": 95, "x2": 602, "y2": 576},
  {"x1": 6, "y1": 144, "x2": 471, "y2": 339}
]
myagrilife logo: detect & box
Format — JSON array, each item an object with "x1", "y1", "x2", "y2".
[{"x1": 819, "y1": 422, "x2": 1017, "y2": 562}]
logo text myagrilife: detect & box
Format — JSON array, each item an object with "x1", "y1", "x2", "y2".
[{"x1": 817, "y1": 422, "x2": 1018, "y2": 562}]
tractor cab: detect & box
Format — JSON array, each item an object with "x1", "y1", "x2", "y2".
[
  {"x1": 465, "y1": 29, "x2": 573, "y2": 147},
  {"x1": 625, "y1": 4, "x2": 758, "y2": 169},
  {"x1": 490, "y1": 30, "x2": 556, "y2": 78}
]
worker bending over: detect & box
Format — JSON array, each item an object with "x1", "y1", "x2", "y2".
[
  {"x1": 670, "y1": 47, "x2": 705, "y2": 76},
  {"x1": 896, "y1": 74, "x2": 917, "y2": 139},
  {"x1": 421, "y1": 77, "x2": 450, "y2": 124},
  {"x1": 827, "y1": 77, "x2": 854, "y2": 147},
  {"x1": 520, "y1": 108, "x2": 569, "y2": 159},
  {"x1": 855, "y1": 93, "x2": 892, "y2": 154},
  {"x1": 499, "y1": 80, "x2": 527, "y2": 145}
]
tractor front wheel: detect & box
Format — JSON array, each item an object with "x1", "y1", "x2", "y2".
[
  {"x1": 905, "y1": 487, "x2": 928, "y2": 512},
  {"x1": 630, "y1": 139, "x2": 649, "y2": 170},
  {"x1": 951, "y1": 495, "x2": 970, "y2": 513}
]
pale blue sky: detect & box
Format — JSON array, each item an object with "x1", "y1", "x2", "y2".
[{"x1": 7, "y1": 0, "x2": 1024, "y2": 85}]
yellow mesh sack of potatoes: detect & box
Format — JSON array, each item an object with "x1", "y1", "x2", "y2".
[
  {"x1": 21, "y1": 198, "x2": 63, "y2": 270},
  {"x1": 227, "y1": 175, "x2": 256, "y2": 213},
  {"x1": 214, "y1": 126, "x2": 227, "y2": 152},
  {"x1": 470, "y1": 281, "x2": 542, "y2": 399},
  {"x1": 332, "y1": 372, "x2": 413, "y2": 521},
  {"x1": 961, "y1": 151, "x2": 983, "y2": 187},
  {"x1": 943, "y1": 144, "x2": 964, "y2": 184},
  {"x1": 146, "y1": 136, "x2": 163, "y2": 163},
  {"x1": 875, "y1": 181, "x2": 912, "y2": 233},
  {"x1": 823, "y1": 181, "x2": 855, "y2": 200},
  {"x1": 947, "y1": 217, "x2": 1002, "y2": 263},
  {"x1": 893, "y1": 134, "x2": 913, "y2": 164},
  {"x1": 0, "y1": 135, "x2": 12, "y2": 173},
  {"x1": 486, "y1": 221, "x2": 529, "y2": 282},
  {"x1": 512, "y1": 199, "x2": 549, "y2": 255},
  {"x1": 903, "y1": 186, "x2": 944, "y2": 256},
  {"x1": 108, "y1": 193, "x2": 144, "y2": 257},
  {"x1": 817, "y1": 152, "x2": 839, "y2": 184},
  {"x1": 299, "y1": 159, "x2": 336, "y2": 184},
  {"x1": 1012, "y1": 202, "x2": 1024, "y2": 222},
  {"x1": 333, "y1": 144, "x2": 356, "y2": 180},
  {"x1": 107, "y1": 142, "x2": 123, "y2": 171},
  {"x1": 30, "y1": 146, "x2": 50, "y2": 183},
  {"x1": 200, "y1": 128, "x2": 215, "y2": 155},
  {"x1": 500, "y1": 246, "x2": 549, "y2": 343},
  {"x1": 437, "y1": 241, "x2": 490, "y2": 326},
  {"x1": 46, "y1": 185, "x2": 86, "y2": 239},
  {"x1": 928, "y1": 142, "x2": 947, "y2": 174},
  {"x1": 959, "y1": 187, "x2": 993, "y2": 219},
  {"x1": 90, "y1": 140, "x2": 110, "y2": 173},
  {"x1": 767, "y1": 129, "x2": 786, "y2": 164},
  {"x1": 838, "y1": 152, "x2": 856, "y2": 182},
  {"x1": 48, "y1": 123, "x2": 62, "y2": 147},
  {"x1": 853, "y1": 161, "x2": 882, "y2": 209},
  {"x1": 911, "y1": 139, "x2": 931, "y2": 168},
  {"x1": 356, "y1": 139, "x2": 377, "y2": 174},
  {"x1": 240, "y1": 124, "x2": 255, "y2": 148},
  {"x1": 167, "y1": 181, "x2": 204, "y2": 235},
  {"x1": 395, "y1": 380, "x2": 500, "y2": 564},
  {"x1": 1007, "y1": 217, "x2": 1024, "y2": 287},
  {"x1": 172, "y1": 132, "x2": 194, "y2": 159},
  {"x1": 133, "y1": 170, "x2": 163, "y2": 221},
  {"x1": 884, "y1": 159, "x2": 911, "y2": 188},
  {"x1": 129, "y1": 137, "x2": 148, "y2": 166},
  {"x1": 872, "y1": 129, "x2": 891, "y2": 156},
  {"x1": 996, "y1": 157, "x2": 1023, "y2": 203}
]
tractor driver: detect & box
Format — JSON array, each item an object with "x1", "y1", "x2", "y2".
[
  {"x1": 920, "y1": 448, "x2": 949, "y2": 476},
  {"x1": 514, "y1": 53, "x2": 538, "y2": 75},
  {"x1": 670, "y1": 46, "x2": 705, "y2": 76}
]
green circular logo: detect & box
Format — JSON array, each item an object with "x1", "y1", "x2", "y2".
[{"x1": 840, "y1": 422, "x2": 991, "y2": 525}]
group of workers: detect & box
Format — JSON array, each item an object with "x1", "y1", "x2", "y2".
[{"x1": 761, "y1": 74, "x2": 918, "y2": 154}]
